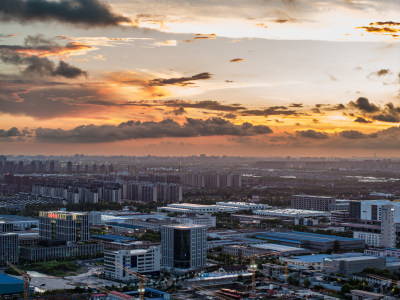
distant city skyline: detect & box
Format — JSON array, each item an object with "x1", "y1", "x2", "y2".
[{"x1": 0, "y1": 0, "x2": 399, "y2": 156}]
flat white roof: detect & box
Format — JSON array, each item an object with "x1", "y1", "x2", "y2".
[
  {"x1": 255, "y1": 208, "x2": 327, "y2": 215},
  {"x1": 252, "y1": 243, "x2": 306, "y2": 252}
]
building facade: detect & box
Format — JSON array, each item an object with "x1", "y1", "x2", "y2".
[
  {"x1": 104, "y1": 246, "x2": 161, "y2": 281},
  {"x1": 353, "y1": 231, "x2": 381, "y2": 247},
  {"x1": 161, "y1": 224, "x2": 207, "y2": 271},
  {"x1": 381, "y1": 205, "x2": 396, "y2": 248},
  {"x1": 39, "y1": 211, "x2": 89, "y2": 242},
  {"x1": 0, "y1": 233, "x2": 18, "y2": 265},
  {"x1": 290, "y1": 195, "x2": 336, "y2": 211},
  {"x1": 19, "y1": 243, "x2": 103, "y2": 262}
]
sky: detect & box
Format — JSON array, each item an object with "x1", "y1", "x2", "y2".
[{"x1": 0, "y1": 0, "x2": 399, "y2": 157}]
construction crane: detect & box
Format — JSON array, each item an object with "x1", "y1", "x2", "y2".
[
  {"x1": 7, "y1": 262, "x2": 31, "y2": 300},
  {"x1": 114, "y1": 262, "x2": 149, "y2": 300}
]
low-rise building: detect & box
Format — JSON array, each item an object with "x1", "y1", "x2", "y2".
[
  {"x1": 364, "y1": 247, "x2": 400, "y2": 258},
  {"x1": 0, "y1": 215, "x2": 38, "y2": 231},
  {"x1": 351, "y1": 289, "x2": 390, "y2": 300},
  {"x1": 174, "y1": 214, "x2": 216, "y2": 228},
  {"x1": 353, "y1": 231, "x2": 381, "y2": 247},
  {"x1": 323, "y1": 256, "x2": 386, "y2": 275},
  {"x1": 263, "y1": 263, "x2": 285, "y2": 279},
  {"x1": 0, "y1": 273, "x2": 24, "y2": 296},
  {"x1": 104, "y1": 246, "x2": 161, "y2": 281},
  {"x1": 218, "y1": 265, "x2": 248, "y2": 275},
  {"x1": 19, "y1": 242, "x2": 104, "y2": 262},
  {"x1": 223, "y1": 243, "x2": 310, "y2": 258},
  {"x1": 215, "y1": 202, "x2": 270, "y2": 211},
  {"x1": 254, "y1": 231, "x2": 365, "y2": 251},
  {"x1": 254, "y1": 209, "x2": 329, "y2": 219}
]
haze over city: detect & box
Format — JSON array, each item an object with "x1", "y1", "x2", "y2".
[{"x1": 0, "y1": 0, "x2": 399, "y2": 156}]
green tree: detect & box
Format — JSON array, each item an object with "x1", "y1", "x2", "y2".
[
  {"x1": 333, "y1": 241, "x2": 341, "y2": 253},
  {"x1": 303, "y1": 278, "x2": 311, "y2": 288},
  {"x1": 341, "y1": 283, "x2": 353, "y2": 295}
]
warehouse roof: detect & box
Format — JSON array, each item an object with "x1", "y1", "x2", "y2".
[
  {"x1": 91, "y1": 234, "x2": 136, "y2": 242},
  {"x1": 0, "y1": 273, "x2": 24, "y2": 284},
  {"x1": 255, "y1": 231, "x2": 361, "y2": 243}
]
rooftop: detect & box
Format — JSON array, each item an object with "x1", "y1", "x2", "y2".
[
  {"x1": 0, "y1": 273, "x2": 24, "y2": 284},
  {"x1": 255, "y1": 208, "x2": 328, "y2": 215},
  {"x1": 293, "y1": 195, "x2": 335, "y2": 199},
  {"x1": 91, "y1": 234, "x2": 136, "y2": 242},
  {"x1": 163, "y1": 224, "x2": 206, "y2": 229},
  {"x1": 0, "y1": 215, "x2": 38, "y2": 222},
  {"x1": 252, "y1": 243, "x2": 307, "y2": 252},
  {"x1": 255, "y1": 231, "x2": 362, "y2": 243}
]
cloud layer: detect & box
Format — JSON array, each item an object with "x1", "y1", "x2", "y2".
[
  {"x1": 35, "y1": 117, "x2": 273, "y2": 143},
  {"x1": 0, "y1": 0, "x2": 131, "y2": 27}
]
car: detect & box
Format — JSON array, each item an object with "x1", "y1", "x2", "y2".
[{"x1": 40, "y1": 284, "x2": 45, "y2": 286}]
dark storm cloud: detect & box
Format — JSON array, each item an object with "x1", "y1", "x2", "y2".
[
  {"x1": 0, "y1": 35, "x2": 92, "y2": 56},
  {"x1": 0, "y1": 0, "x2": 131, "y2": 27},
  {"x1": 35, "y1": 117, "x2": 273, "y2": 143},
  {"x1": 0, "y1": 50, "x2": 87, "y2": 78},
  {"x1": 0, "y1": 127, "x2": 26, "y2": 137},
  {"x1": 0, "y1": 86, "x2": 111, "y2": 119},
  {"x1": 25, "y1": 34, "x2": 58, "y2": 47},
  {"x1": 240, "y1": 106, "x2": 298, "y2": 117},
  {"x1": 348, "y1": 97, "x2": 379, "y2": 113},
  {"x1": 339, "y1": 130, "x2": 377, "y2": 139},
  {"x1": 354, "y1": 116, "x2": 372, "y2": 123},
  {"x1": 289, "y1": 103, "x2": 303, "y2": 108},
  {"x1": 329, "y1": 104, "x2": 346, "y2": 110},
  {"x1": 223, "y1": 113, "x2": 237, "y2": 119},
  {"x1": 296, "y1": 130, "x2": 329, "y2": 139},
  {"x1": 172, "y1": 106, "x2": 186, "y2": 115},
  {"x1": 162, "y1": 100, "x2": 245, "y2": 111},
  {"x1": 373, "y1": 114, "x2": 399, "y2": 123},
  {"x1": 346, "y1": 98, "x2": 400, "y2": 123},
  {"x1": 148, "y1": 72, "x2": 212, "y2": 86}
]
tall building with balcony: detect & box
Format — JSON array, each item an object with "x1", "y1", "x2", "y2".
[{"x1": 161, "y1": 224, "x2": 207, "y2": 272}]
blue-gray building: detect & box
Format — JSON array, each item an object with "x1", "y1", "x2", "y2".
[
  {"x1": 254, "y1": 231, "x2": 365, "y2": 251},
  {"x1": 0, "y1": 273, "x2": 24, "y2": 295}
]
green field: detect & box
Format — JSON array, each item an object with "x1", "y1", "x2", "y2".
[{"x1": 6, "y1": 260, "x2": 81, "y2": 277}]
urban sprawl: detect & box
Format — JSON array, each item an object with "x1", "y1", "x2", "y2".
[{"x1": 0, "y1": 155, "x2": 399, "y2": 300}]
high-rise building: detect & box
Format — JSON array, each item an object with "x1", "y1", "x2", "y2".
[
  {"x1": 66, "y1": 161, "x2": 72, "y2": 173},
  {"x1": 161, "y1": 224, "x2": 207, "y2": 271},
  {"x1": 0, "y1": 233, "x2": 18, "y2": 265},
  {"x1": 0, "y1": 221, "x2": 14, "y2": 233},
  {"x1": 360, "y1": 200, "x2": 400, "y2": 223},
  {"x1": 49, "y1": 161, "x2": 55, "y2": 173},
  {"x1": 104, "y1": 246, "x2": 161, "y2": 281},
  {"x1": 291, "y1": 195, "x2": 336, "y2": 211},
  {"x1": 39, "y1": 211, "x2": 89, "y2": 242},
  {"x1": 381, "y1": 205, "x2": 396, "y2": 248}
]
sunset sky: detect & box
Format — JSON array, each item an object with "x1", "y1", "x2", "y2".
[{"x1": 0, "y1": 0, "x2": 399, "y2": 156}]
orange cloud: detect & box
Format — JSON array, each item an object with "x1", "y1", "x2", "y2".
[
  {"x1": 20, "y1": 42, "x2": 92, "y2": 57},
  {"x1": 106, "y1": 71, "x2": 170, "y2": 98},
  {"x1": 356, "y1": 21, "x2": 400, "y2": 38}
]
